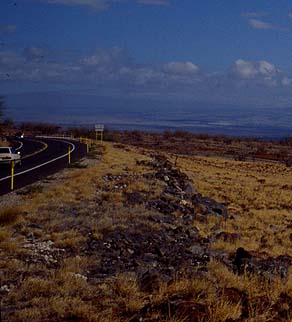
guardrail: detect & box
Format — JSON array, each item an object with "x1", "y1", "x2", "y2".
[
  {"x1": 1, "y1": 134, "x2": 105, "y2": 194},
  {"x1": 0, "y1": 136, "x2": 90, "y2": 195}
]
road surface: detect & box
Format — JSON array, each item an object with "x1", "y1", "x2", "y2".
[{"x1": 0, "y1": 137, "x2": 87, "y2": 196}]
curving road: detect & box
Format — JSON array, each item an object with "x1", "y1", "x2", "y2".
[{"x1": 0, "y1": 137, "x2": 87, "y2": 196}]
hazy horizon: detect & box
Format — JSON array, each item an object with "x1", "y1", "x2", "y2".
[{"x1": 4, "y1": 91, "x2": 292, "y2": 138}]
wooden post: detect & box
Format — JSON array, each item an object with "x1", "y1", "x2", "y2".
[
  {"x1": 11, "y1": 160, "x2": 15, "y2": 190},
  {"x1": 68, "y1": 147, "x2": 71, "y2": 165}
]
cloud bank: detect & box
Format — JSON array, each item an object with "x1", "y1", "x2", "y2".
[{"x1": 2, "y1": 47, "x2": 292, "y2": 107}]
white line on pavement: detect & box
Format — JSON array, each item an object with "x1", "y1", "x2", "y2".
[
  {"x1": 15, "y1": 141, "x2": 24, "y2": 151},
  {"x1": 0, "y1": 139, "x2": 76, "y2": 182}
]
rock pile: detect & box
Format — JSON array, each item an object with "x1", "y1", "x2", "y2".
[
  {"x1": 143, "y1": 154, "x2": 229, "y2": 221},
  {"x1": 233, "y1": 247, "x2": 292, "y2": 279},
  {"x1": 86, "y1": 154, "x2": 230, "y2": 281},
  {"x1": 85, "y1": 154, "x2": 292, "y2": 286}
]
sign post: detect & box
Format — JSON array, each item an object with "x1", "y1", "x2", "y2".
[
  {"x1": 11, "y1": 160, "x2": 15, "y2": 190},
  {"x1": 94, "y1": 124, "x2": 104, "y2": 142},
  {"x1": 86, "y1": 138, "x2": 89, "y2": 153},
  {"x1": 68, "y1": 147, "x2": 71, "y2": 165}
]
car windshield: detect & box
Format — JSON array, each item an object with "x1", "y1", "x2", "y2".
[{"x1": 0, "y1": 147, "x2": 10, "y2": 153}]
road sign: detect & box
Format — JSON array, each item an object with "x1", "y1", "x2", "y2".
[
  {"x1": 94, "y1": 124, "x2": 104, "y2": 142},
  {"x1": 95, "y1": 124, "x2": 104, "y2": 132}
]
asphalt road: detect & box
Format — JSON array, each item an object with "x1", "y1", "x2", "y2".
[{"x1": 0, "y1": 137, "x2": 87, "y2": 196}]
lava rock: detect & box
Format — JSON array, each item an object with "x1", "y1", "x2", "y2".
[
  {"x1": 191, "y1": 193, "x2": 229, "y2": 219},
  {"x1": 125, "y1": 192, "x2": 145, "y2": 205},
  {"x1": 233, "y1": 247, "x2": 252, "y2": 274}
]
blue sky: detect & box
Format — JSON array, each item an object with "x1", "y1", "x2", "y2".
[{"x1": 2, "y1": 0, "x2": 292, "y2": 109}]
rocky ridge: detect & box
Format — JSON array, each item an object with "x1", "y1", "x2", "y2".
[{"x1": 85, "y1": 154, "x2": 292, "y2": 285}]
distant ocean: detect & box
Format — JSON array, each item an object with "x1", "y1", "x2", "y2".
[
  {"x1": 7, "y1": 97, "x2": 292, "y2": 138},
  {"x1": 56, "y1": 106, "x2": 292, "y2": 139}
]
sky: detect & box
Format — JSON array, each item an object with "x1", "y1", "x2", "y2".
[{"x1": 2, "y1": 0, "x2": 292, "y2": 111}]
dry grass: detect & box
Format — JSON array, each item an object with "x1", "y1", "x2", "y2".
[
  {"x1": 0, "y1": 139, "x2": 292, "y2": 321},
  {"x1": 173, "y1": 155, "x2": 292, "y2": 257},
  {"x1": 0, "y1": 207, "x2": 22, "y2": 226}
]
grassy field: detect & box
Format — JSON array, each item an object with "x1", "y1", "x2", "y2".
[
  {"x1": 174, "y1": 154, "x2": 292, "y2": 257},
  {"x1": 0, "y1": 139, "x2": 292, "y2": 321}
]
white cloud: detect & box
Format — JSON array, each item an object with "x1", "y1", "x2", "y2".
[
  {"x1": 233, "y1": 59, "x2": 258, "y2": 79},
  {"x1": 248, "y1": 19, "x2": 288, "y2": 31},
  {"x1": 80, "y1": 53, "x2": 112, "y2": 66},
  {"x1": 163, "y1": 62, "x2": 199, "y2": 75},
  {"x1": 3, "y1": 48, "x2": 292, "y2": 106},
  {"x1": 0, "y1": 48, "x2": 201, "y2": 91},
  {"x1": 258, "y1": 60, "x2": 278, "y2": 76},
  {"x1": 231, "y1": 59, "x2": 281, "y2": 87}
]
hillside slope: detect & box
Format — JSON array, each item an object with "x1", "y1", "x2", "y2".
[{"x1": 0, "y1": 142, "x2": 292, "y2": 322}]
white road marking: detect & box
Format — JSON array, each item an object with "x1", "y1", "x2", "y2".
[
  {"x1": 14, "y1": 141, "x2": 24, "y2": 151},
  {"x1": 21, "y1": 140, "x2": 48, "y2": 159},
  {"x1": 0, "y1": 139, "x2": 76, "y2": 182}
]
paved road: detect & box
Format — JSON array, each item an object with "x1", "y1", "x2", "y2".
[{"x1": 0, "y1": 137, "x2": 87, "y2": 196}]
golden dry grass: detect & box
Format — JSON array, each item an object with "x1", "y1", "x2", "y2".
[
  {"x1": 0, "y1": 207, "x2": 22, "y2": 226},
  {"x1": 173, "y1": 155, "x2": 292, "y2": 257},
  {"x1": 0, "y1": 140, "x2": 292, "y2": 321}
]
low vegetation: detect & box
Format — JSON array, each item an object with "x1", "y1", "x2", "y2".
[
  {"x1": 111, "y1": 130, "x2": 292, "y2": 165},
  {"x1": 0, "y1": 133, "x2": 292, "y2": 321}
]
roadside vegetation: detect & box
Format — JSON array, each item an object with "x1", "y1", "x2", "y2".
[{"x1": 0, "y1": 130, "x2": 292, "y2": 321}]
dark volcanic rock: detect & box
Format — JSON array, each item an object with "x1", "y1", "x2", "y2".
[
  {"x1": 233, "y1": 247, "x2": 252, "y2": 274},
  {"x1": 216, "y1": 231, "x2": 241, "y2": 243},
  {"x1": 139, "y1": 270, "x2": 161, "y2": 292},
  {"x1": 86, "y1": 223, "x2": 210, "y2": 280},
  {"x1": 125, "y1": 192, "x2": 145, "y2": 205},
  {"x1": 255, "y1": 255, "x2": 292, "y2": 279},
  {"x1": 184, "y1": 181, "x2": 196, "y2": 198},
  {"x1": 88, "y1": 154, "x2": 291, "y2": 289},
  {"x1": 141, "y1": 155, "x2": 230, "y2": 220},
  {"x1": 191, "y1": 193, "x2": 228, "y2": 219},
  {"x1": 233, "y1": 247, "x2": 292, "y2": 279},
  {"x1": 86, "y1": 154, "x2": 234, "y2": 282}
]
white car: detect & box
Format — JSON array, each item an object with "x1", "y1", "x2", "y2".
[{"x1": 0, "y1": 147, "x2": 21, "y2": 165}]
